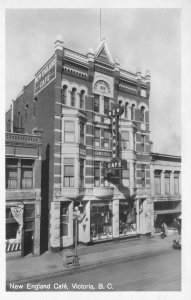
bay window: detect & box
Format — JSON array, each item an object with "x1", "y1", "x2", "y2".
[{"x1": 64, "y1": 158, "x2": 74, "y2": 187}]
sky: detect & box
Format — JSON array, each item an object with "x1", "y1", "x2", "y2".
[{"x1": 5, "y1": 8, "x2": 181, "y2": 155}]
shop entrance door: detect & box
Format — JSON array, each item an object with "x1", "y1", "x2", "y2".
[{"x1": 23, "y1": 230, "x2": 33, "y2": 256}]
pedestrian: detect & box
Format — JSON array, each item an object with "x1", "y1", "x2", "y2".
[
  {"x1": 177, "y1": 220, "x2": 181, "y2": 235},
  {"x1": 161, "y1": 222, "x2": 167, "y2": 238}
]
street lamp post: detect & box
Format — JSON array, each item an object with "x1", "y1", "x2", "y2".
[{"x1": 73, "y1": 205, "x2": 84, "y2": 266}]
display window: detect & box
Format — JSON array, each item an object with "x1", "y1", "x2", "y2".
[
  {"x1": 119, "y1": 200, "x2": 136, "y2": 236},
  {"x1": 90, "y1": 201, "x2": 112, "y2": 241}
]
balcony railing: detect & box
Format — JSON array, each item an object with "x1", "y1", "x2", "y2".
[{"x1": 6, "y1": 132, "x2": 42, "y2": 145}]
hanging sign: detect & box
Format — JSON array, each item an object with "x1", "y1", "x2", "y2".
[
  {"x1": 104, "y1": 104, "x2": 126, "y2": 171},
  {"x1": 34, "y1": 55, "x2": 56, "y2": 95}
]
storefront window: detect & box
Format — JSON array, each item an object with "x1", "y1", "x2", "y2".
[
  {"x1": 119, "y1": 200, "x2": 136, "y2": 236},
  {"x1": 90, "y1": 201, "x2": 112, "y2": 241}
]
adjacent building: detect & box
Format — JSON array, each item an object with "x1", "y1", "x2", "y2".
[
  {"x1": 5, "y1": 131, "x2": 42, "y2": 256},
  {"x1": 5, "y1": 35, "x2": 160, "y2": 253},
  {"x1": 150, "y1": 153, "x2": 181, "y2": 232}
]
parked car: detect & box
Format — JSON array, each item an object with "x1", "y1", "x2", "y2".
[{"x1": 172, "y1": 238, "x2": 181, "y2": 249}]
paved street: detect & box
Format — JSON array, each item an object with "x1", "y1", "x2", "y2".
[{"x1": 7, "y1": 249, "x2": 181, "y2": 292}]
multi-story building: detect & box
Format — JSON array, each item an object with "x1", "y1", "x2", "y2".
[
  {"x1": 150, "y1": 153, "x2": 181, "y2": 232},
  {"x1": 5, "y1": 131, "x2": 42, "y2": 256},
  {"x1": 6, "y1": 35, "x2": 153, "y2": 253}
]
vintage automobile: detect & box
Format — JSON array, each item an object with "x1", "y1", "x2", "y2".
[{"x1": 172, "y1": 238, "x2": 181, "y2": 249}]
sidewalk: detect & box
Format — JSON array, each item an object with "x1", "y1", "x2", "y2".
[{"x1": 6, "y1": 233, "x2": 179, "y2": 283}]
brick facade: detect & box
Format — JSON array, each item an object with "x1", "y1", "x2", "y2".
[{"x1": 6, "y1": 37, "x2": 155, "y2": 252}]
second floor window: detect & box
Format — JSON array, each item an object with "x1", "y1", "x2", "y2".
[
  {"x1": 94, "y1": 128, "x2": 101, "y2": 147},
  {"x1": 121, "y1": 131, "x2": 130, "y2": 150},
  {"x1": 122, "y1": 162, "x2": 130, "y2": 186},
  {"x1": 141, "y1": 164, "x2": 146, "y2": 187},
  {"x1": 80, "y1": 159, "x2": 85, "y2": 187},
  {"x1": 21, "y1": 160, "x2": 33, "y2": 189},
  {"x1": 64, "y1": 121, "x2": 75, "y2": 143},
  {"x1": 141, "y1": 135, "x2": 145, "y2": 152},
  {"x1": 165, "y1": 171, "x2": 171, "y2": 194},
  {"x1": 80, "y1": 123, "x2": 85, "y2": 145},
  {"x1": 104, "y1": 129, "x2": 110, "y2": 148},
  {"x1": 174, "y1": 172, "x2": 180, "y2": 194},
  {"x1": 94, "y1": 94, "x2": 100, "y2": 113},
  {"x1": 94, "y1": 161, "x2": 101, "y2": 187},
  {"x1": 6, "y1": 159, "x2": 17, "y2": 189},
  {"x1": 154, "y1": 170, "x2": 161, "y2": 194},
  {"x1": 64, "y1": 158, "x2": 74, "y2": 187},
  {"x1": 6, "y1": 158, "x2": 33, "y2": 189}
]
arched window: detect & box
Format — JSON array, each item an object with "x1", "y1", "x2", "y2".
[
  {"x1": 131, "y1": 104, "x2": 135, "y2": 120},
  {"x1": 140, "y1": 106, "x2": 145, "y2": 122},
  {"x1": 71, "y1": 87, "x2": 76, "y2": 107},
  {"x1": 125, "y1": 102, "x2": 129, "y2": 119},
  {"x1": 62, "y1": 85, "x2": 68, "y2": 105},
  {"x1": 79, "y1": 90, "x2": 85, "y2": 109}
]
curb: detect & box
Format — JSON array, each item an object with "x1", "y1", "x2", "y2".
[{"x1": 6, "y1": 246, "x2": 172, "y2": 286}]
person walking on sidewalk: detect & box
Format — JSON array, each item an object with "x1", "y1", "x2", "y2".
[{"x1": 161, "y1": 222, "x2": 167, "y2": 239}]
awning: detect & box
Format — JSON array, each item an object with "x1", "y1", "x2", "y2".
[{"x1": 155, "y1": 209, "x2": 181, "y2": 215}]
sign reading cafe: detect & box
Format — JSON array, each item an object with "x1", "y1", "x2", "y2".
[
  {"x1": 103, "y1": 103, "x2": 127, "y2": 171},
  {"x1": 34, "y1": 55, "x2": 56, "y2": 95}
]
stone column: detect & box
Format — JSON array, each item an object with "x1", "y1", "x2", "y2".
[{"x1": 112, "y1": 199, "x2": 119, "y2": 240}]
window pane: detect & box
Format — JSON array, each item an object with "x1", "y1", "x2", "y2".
[
  {"x1": 64, "y1": 166, "x2": 74, "y2": 176},
  {"x1": 94, "y1": 168, "x2": 100, "y2": 177},
  {"x1": 21, "y1": 179, "x2": 33, "y2": 189},
  {"x1": 104, "y1": 130, "x2": 110, "y2": 139},
  {"x1": 95, "y1": 129, "x2": 100, "y2": 137},
  {"x1": 21, "y1": 168, "x2": 33, "y2": 178},
  {"x1": 7, "y1": 168, "x2": 17, "y2": 178},
  {"x1": 65, "y1": 121, "x2": 75, "y2": 131},
  {"x1": 60, "y1": 223, "x2": 68, "y2": 236},
  {"x1": 65, "y1": 133, "x2": 75, "y2": 142}
]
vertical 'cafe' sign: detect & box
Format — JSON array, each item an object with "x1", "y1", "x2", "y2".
[
  {"x1": 103, "y1": 104, "x2": 127, "y2": 171},
  {"x1": 108, "y1": 105, "x2": 124, "y2": 159},
  {"x1": 34, "y1": 55, "x2": 56, "y2": 95}
]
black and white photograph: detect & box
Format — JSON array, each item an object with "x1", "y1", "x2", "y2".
[{"x1": 1, "y1": 0, "x2": 191, "y2": 298}]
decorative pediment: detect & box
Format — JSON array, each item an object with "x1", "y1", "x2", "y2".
[
  {"x1": 94, "y1": 80, "x2": 110, "y2": 94},
  {"x1": 95, "y1": 40, "x2": 114, "y2": 64}
]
